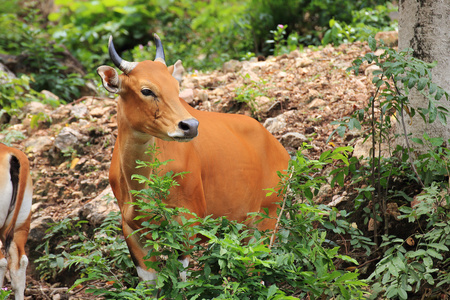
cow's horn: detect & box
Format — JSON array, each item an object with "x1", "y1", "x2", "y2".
[
  {"x1": 153, "y1": 34, "x2": 166, "y2": 65},
  {"x1": 108, "y1": 36, "x2": 137, "y2": 74}
]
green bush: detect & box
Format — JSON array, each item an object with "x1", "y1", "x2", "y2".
[
  {"x1": 328, "y1": 37, "x2": 450, "y2": 299},
  {"x1": 0, "y1": 9, "x2": 86, "y2": 102},
  {"x1": 322, "y1": 3, "x2": 397, "y2": 45},
  {"x1": 44, "y1": 0, "x2": 397, "y2": 72},
  {"x1": 35, "y1": 145, "x2": 369, "y2": 299}
]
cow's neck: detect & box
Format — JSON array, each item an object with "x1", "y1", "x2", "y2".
[{"x1": 116, "y1": 109, "x2": 155, "y2": 194}]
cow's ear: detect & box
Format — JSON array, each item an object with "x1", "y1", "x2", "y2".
[
  {"x1": 168, "y1": 60, "x2": 184, "y2": 84},
  {"x1": 97, "y1": 66, "x2": 121, "y2": 94}
]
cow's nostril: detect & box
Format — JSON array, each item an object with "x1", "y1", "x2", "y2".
[
  {"x1": 178, "y1": 118, "x2": 199, "y2": 137},
  {"x1": 179, "y1": 121, "x2": 190, "y2": 131}
]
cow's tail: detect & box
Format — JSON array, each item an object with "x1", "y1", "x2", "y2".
[{"x1": 4, "y1": 151, "x2": 29, "y2": 252}]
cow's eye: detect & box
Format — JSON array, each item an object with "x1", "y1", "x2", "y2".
[{"x1": 141, "y1": 88, "x2": 156, "y2": 97}]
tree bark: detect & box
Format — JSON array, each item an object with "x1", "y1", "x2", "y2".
[{"x1": 397, "y1": 0, "x2": 450, "y2": 150}]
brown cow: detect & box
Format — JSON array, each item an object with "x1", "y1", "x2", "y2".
[
  {"x1": 0, "y1": 143, "x2": 32, "y2": 300},
  {"x1": 97, "y1": 34, "x2": 290, "y2": 283}
]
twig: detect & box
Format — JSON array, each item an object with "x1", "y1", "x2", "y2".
[
  {"x1": 392, "y1": 77, "x2": 424, "y2": 188},
  {"x1": 269, "y1": 166, "x2": 294, "y2": 250}
]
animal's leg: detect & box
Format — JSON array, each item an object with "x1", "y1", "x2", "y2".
[
  {"x1": 178, "y1": 255, "x2": 190, "y2": 282},
  {"x1": 0, "y1": 251, "x2": 7, "y2": 288},
  {"x1": 257, "y1": 203, "x2": 279, "y2": 233},
  {"x1": 7, "y1": 239, "x2": 27, "y2": 300},
  {"x1": 122, "y1": 221, "x2": 158, "y2": 284}
]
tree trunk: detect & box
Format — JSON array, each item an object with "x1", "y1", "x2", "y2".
[{"x1": 397, "y1": 0, "x2": 450, "y2": 150}]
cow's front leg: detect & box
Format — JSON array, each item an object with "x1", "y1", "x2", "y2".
[{"x1": 122, "y1": 221, "x2": 158, "y2": 284}]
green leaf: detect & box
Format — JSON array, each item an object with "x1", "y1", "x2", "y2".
[
  {"x1": 429, "y1": 137, "x2": 444, "y2": 147},
  {"x1": 407, "y1": 77, "x2": 418, "y2": 89},
  {"x1": 335, "y1": 271, "x2": 359, "y2": 283},
  {"x1": 398, "y1": 287, "x2": 408, "y2": 300},
  {"x1": 429, "y1": 83, "x2": 437, "y2": 94},
  {"x1": 435, "y1": 88, "x2": 444, "y2": 100},
  {"x1": 416, "y1": 77, "x2": 427, "y2": 91},
  {"x1": 267, "y1": 284, "x2": 278, "y2": 298},
  {"x1": 368, "y1": 36, "x2": 377, "y2": 51},
  {"x1": 426, "y1": 249, "x2": 443, "y2": 260},
  {"x1": 410, "y1": 137, "x2": 423, "y2": 145}
]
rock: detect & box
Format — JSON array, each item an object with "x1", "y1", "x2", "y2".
[
  {"x1": 89, "y1": 106, "x2": 110, "y2": 118},
  {"x1": 54, "y1": 127, "x2": 87, "y2": 151},
  {"x1": 41, "y1": 90, "x2": 60, "y2": 102},
  {"x1": 280, "y1": 132, "x2": 308, "y2": 149},
  {"x1": 23, "y1": 101, "x2": 49, "y2": 115},
  {"x1": 78, "y1": 186, "x2": 119, "y2": 226},
  {"x1": 308, "y1": 98, "x2": 327, "y2": 109},
  {"x1": 24, "y1": 136, "x2": 54, "y2": 153},
  {"x1": 288, "y1": 49, "x2": 302, "y2": 58},
  {"x1": 223, "y1": 60, "x2": 242, "y2": 73},
  {"x1": 70, "y1": 104, "x2": 89, "y2": 119},
  {"x1": 295, "y1": 57, "x2": 313, "y2": 68},
  {"x1": 213, "y1": 87, "x2": 226, "y2": 96},
  {"x1": 277, "y1": 71, "x2": 287, "y2": 78},
  {"x1": 354, "y1": 79, "x2": 366, "y2": 91},
  {"x1": 375, "y1": 31, "x2": 398, "y2": 47},
  {"x1": 354, "y1": 93, "x2": 367, "y2": 102},
  {"x1": 179, "y1": 89, "x2": 195, "y2": 104},
  {"x1": 0, "y1": 63, "x2": 16, "y2": 84},
  {"x1": 242, "y1": 70, "x2": 260, "y2": 84},
  {"x1": 255, "y1": 96, "x2": 271, "y2": 111},
  {"x1": 28, "y1": 215, "x2": 55, "y2": 246},
  {"x1": 364, "y1": 64, "x2": 382, "y2": 78},
  {"x1": 264, "y1": 114, "x2": 287, "y2": 133},
  {"x1": 353, "y1": 138, "x2": 390, "y2": 160},
  {"x1": 317, "y1": 184, "x2": 332, "y2": 198},
  {"x1": 197, "y1": 90, "x2": 209, "y2": 102}
]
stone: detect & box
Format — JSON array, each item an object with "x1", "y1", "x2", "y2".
[
  {"x1": 308, "y1": 98, "x2": 327, "y2": 109},
  {"x1": 23, "y1": 101, "x2": 48, "y2": 115},
  {"x1": 264, "y1": 114, "x2": 287, "y2": 134},
  {"x1": 288, "y1": 49, "x2": 302, "y2": 58},
  {"x1": 0, "y1": 63, "x2": 16, "y2": 84},
  {"x1": 223, "y1": 60, "x2": 242, "y2": 73},
  {"x1": 179, "y1": 89, "x2": 195, "y2": 104},
  {"x1": 364, "y1": 64, "x2": 382, "y2": 78},
  {"x1": 295, "y1": 57, "x2": 313, "y2": 68},
  {"x1": 89, "y1": 106, "x2": 110, "y2": 118},
  {"x1": 54, "y1": 127, "x2": 87, "y2": 151},
  {"x1": 242, "y1": 70, "x2": 260, "y2": 84},
  {"x1": 280, "y1": 132, "x2": 308, "y2": 148},
  {"x1": 255, "y1": 96, "x2": 271, "y2": 110},
  {"x1": 28, "y1": 216, "x2": 54, "y2": 246},
  {"x1": 70, "y1": 104, "x2": 88, "y2": 119},
  {"x1": 41, "y1": 90, "x2": 59, "y2": 102},
  {"x1": 24, "y1": 136, "x2": 53, "y2": 153},
  {"x1": 78, "y1": 186, "x2": 119, "y2": 226},
  {"x1": 374, "y1": 31, "x2": 398, "y2": 47}
]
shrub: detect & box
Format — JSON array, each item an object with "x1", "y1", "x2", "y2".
[{"x1": 0, "y1": 9, "x2": 86, "y2": 102}]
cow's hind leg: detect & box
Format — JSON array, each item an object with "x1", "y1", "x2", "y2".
[
  {"x1": 0, "y1": 250, "x2": 7, "y2": 288},
  {"x1": 178, "y1": 255, "x2": 190, "y2": 282},
  {"x1": 8, "y1": 228, "x2": 29, "y2": 300}
]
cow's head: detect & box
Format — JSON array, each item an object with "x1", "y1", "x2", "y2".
[{"x1": 97, "y1": 34, "x2": 199, "y2": 142}]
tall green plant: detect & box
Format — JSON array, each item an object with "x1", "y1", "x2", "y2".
[{"x1": 328, "y1": 37, "x2": 450, "y2": 299}]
